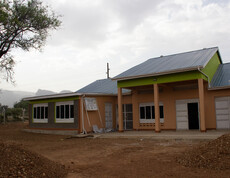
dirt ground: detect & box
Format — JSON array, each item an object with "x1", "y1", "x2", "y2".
[{"x1": 0, "y1": 122, "x2": 229, "y2": 178}]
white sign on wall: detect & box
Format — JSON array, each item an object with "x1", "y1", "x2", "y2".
[{"x1": 84, "y1": 97, "x2": 98, "y2": 111}]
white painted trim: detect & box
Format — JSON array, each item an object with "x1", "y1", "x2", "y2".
[
  {"x1": 33, "y1": 119, "x2": 48, "y2": 123},
  {"x1": 55, "y1": 118, "x2": 74, "y2": 123}
]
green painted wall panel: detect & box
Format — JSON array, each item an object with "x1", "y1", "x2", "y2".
[
  {"x1": 118, "y1": 71, "x2": 203, "y2": 88},
  {"x1": 29, "y1": 96, "x2": 79, "y2": 104},
  {"x1": 201, "y1": 52, "x2": 221, "y2": 82}
]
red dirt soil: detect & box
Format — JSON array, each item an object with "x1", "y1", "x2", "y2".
[
  {"x1": 0, "y1": 122, "x2": 229, "y2": 178},
  {"x1": 177, "y1": 133, "x2": 230, "y2": 170},
  {"x1": 0, "y1": 142, "x2": 67, "y2": 177}
]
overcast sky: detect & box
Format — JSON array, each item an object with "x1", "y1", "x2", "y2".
[{"x1": 2, "y1": 0, "x2": 230, "y2": 93}]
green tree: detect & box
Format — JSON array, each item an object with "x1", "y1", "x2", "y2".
[
  {"x1": 0, "y1": 0, "x2": 61, "y2": 82},
  {"x1": 6, "y1": 108, "x2": 22, "y2": 121},
  {"x1": 0, "y1": 103, "x2": 8, "y2": 122},
  {"x1": 14, "y1": 99, "x2": 29, "y2": 110},
  {"x1": 0, "y1": 103, "x2": 8, "y2": 113},
  {"x1": 14, "y1": 99, "x2": 29, "y2": 118}
]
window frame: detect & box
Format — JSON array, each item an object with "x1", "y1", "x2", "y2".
[
  {"x1": 55, "y1": 101, "x2": 74, "y2": 123},
  {"x1": 33, "y1": 103, "x2": 48, "y2": 123},
  {"x1": 139, "y1": 102, "x2": 164, "y2": 123}
]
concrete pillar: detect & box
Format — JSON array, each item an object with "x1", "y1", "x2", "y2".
[
  {"x1": 79, "y1": 97, "x2": 83, "y2": 133},
  {"x1": 154, "y1": 84, "x2": 160, "y2": 132},
  {"x1": 118, "y1": 87, "x2": 123, "y2": 132},
  {"x1": 132, "y1": 89, "x2": 138, "y2": 130},
  {"x1": 198, "y1": 78, "x2": 206, "y2": 132}
]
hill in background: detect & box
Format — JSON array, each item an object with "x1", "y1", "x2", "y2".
[{"x1": 0, "y1": 89, "x2": 72, "y2": 108}]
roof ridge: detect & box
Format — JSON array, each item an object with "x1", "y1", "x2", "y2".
[
  {"x1": 95, "y1": 78, "x2": 112, "y2": 81},
  {"x1": 148, "y1": 46, "x2": 218, "y2": 61}
]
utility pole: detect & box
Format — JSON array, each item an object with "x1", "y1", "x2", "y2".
[{"x1": 106, "y1": 62, "x2": 110, "y2": 79}]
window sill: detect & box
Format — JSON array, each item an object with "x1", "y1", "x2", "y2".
[
  {"x1": 140, "y1": 119, "x2": 164, "y2": 123},
  {"x1": 33, "y1": 119, "x2": 48, "y2": 123},
  {"x1": 55, "y1": 118, "x2": 74, "y2": 123}
]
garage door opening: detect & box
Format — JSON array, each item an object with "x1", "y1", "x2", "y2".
[{"x1": 187, "y1": 103, "x2": 199, "y2": 130}]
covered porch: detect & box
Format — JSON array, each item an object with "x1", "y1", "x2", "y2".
[{"x1": 117, "y1": 79, "x2": 207, "y2": 132}]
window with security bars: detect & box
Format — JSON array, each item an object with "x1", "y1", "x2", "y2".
[
  {"x1": 139, "y1": 102, "x2": 164, "y2": 123},
  {"x1": 56, "y1": 101, "x2": 74, "y2": 123},
  {"x1": 33, "y1": 104, "x2": 48, "y2": 123}
]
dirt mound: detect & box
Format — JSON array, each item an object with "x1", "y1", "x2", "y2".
[
  {"x1": 177, "y1": 133, "x2": 230, "y2": 170},
  {"x1": 0, "y1": 142, "x2": 67, "y2": 177}
]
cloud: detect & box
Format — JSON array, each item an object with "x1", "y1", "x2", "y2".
[{"x1": 2, "y1": 0, "x2": 230, "y2": 93}]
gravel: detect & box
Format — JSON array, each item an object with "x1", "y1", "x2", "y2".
[
  {"x1": 176, "y1": 133, "x2": 230, "y2": 170},
  {"x1": 0, "y1": 142, "x2": 68, "y2": 178}
]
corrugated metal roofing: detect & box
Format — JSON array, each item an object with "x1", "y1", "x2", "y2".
[
  {"x1": 113, "y1": 47, "x2": 220, "y2": 80},
  {"x1": 210, "y1": 63, "x2": 230, "y2": 88},
  {"x1": 76, "y1": 78, "x2": 130, "y2": 95}
]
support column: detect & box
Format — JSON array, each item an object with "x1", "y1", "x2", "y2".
[
  {"x1": 118, "y1": 87, "x2": 123, "y2": 132},
  {"x1": 132, "y1": 89, "x2": 138, "y2": 130},
  {"x1": 154, "y1": 84, "x2": 160, "y2": 133},
  {"x1": 79, "y1": 96, "x2": 85, "y2": 134},
  {"x1": 198, "y1": 78, "x2": 206, "y2": 132}
]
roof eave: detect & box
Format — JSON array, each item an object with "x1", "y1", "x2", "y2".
[
  {"x1": 112, "y1": 66, "x2": 203, "y2": 81},
  {"x1": 208, "y1": 85, "x2": 230, "y2": 91},
  {"x1": 23, "y1": 93, "x2": 81, "y2": 101},
  {"x1": 24, "y1": 91, "x2": 132, "y2": 101},
  {"x1": 78, "y1": 92, "x2": 131, "y2": 96}
]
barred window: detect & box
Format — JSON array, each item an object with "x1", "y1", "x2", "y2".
[
  {"x1": 33, "y1": 104, "x2": 48, "y2": 123},
  {"x1": 139, "y1": 102, "x2": 164, "y2": 123},
  {"x1": 56, "y1": 101, "x2": 74, "y2": 123}
]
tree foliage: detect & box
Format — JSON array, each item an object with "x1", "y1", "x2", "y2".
[
  {"x1": 6, "y1": 107, "x2": 22, "y2": 120},
  {"x1": 0, "y1": 103, "x2": 8, "y2": 113},
  {"x1": 0, "y1": 0, "x2": 61, "y2": 82},
  {"x1": 14, "y1": 99, "x2": 29, "y2": 110}
]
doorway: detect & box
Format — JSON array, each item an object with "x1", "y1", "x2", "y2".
[
  {"x1": 116, "y1": 104, "x2": 133, "y2": 130},
  {"x1": 123, "y1": 104, "x2": 133, "y2": 130},
  {"x1": 105, "y1": 103, "x2": 113, "y2": 130},
  {"x1": 187, "y1": 103, "x2": 199, "y2": 129}
]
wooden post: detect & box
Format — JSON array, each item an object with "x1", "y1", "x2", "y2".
[
  {"x1": 118, "y1": 87, "x2": 123, "y2": 132},
  {"x1": 154, "y1": 84, "x2": 160, "y2": 132},
  {"x1": 198, "y1": 78, "x2": 206, "y2": 132}
]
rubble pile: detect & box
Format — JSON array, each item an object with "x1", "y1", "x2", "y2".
[
  {"x1": 177, "y1": 133, "x2": 230, "y2": 170},
  {"x1": 0, "y1": 142, "x2": 67, "y2": 177}
]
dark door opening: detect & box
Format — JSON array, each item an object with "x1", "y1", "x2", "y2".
[
  {"x1": 123, "y1": 104, "x2": 133, "y2": 130},
  {"x1": 187, "y1": 103, "x2": 199, "y2": 130}
]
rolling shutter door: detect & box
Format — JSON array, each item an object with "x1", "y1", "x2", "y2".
[
  {"x1": 215, "y1": 97, "x2": 230, "y2": 129},
  {"x1": 176, "y1": 100, "x2": 188, "y2": 130}
]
